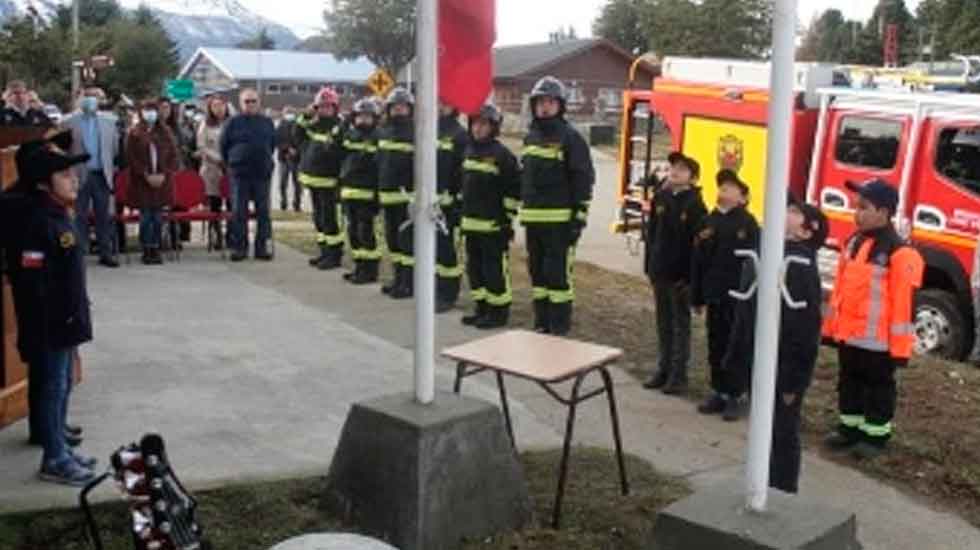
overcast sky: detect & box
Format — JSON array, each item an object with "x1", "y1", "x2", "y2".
[{"x1": 242, "y1": 0, "x2": 923, "y2": 43}]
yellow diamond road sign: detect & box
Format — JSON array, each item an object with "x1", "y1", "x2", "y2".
[{"x1": 367, "y1": 69, "x2": 395, "y2": 98}]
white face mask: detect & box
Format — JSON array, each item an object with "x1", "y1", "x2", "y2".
[
  {"x1": 284, "y1": 114, "x2": 296, "y2": 122},
  {"x1": 142, "y1": 110, "x2": 158, "y2": 124}
]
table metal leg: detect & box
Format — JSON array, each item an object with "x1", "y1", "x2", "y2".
[
  {"x1": 453, "y1": 361, "x2": 466, "y2": 394},
  {"x1": 496, "y1": 371, "x2": 516, "y2": 448},
  {"x1": 552, "y1": 373, "x2": 586, "y2": 529},
  {"x1": 599, "y1": 366, "x2": 630, "y2": 496}
]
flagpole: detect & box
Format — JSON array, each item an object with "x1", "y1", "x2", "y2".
[
  {"x1": 414, "y1": 0, "x2": 438, "y2": 405},
  {"x1": 745, "y1": 0, "x2": 798, "y2": 512}
]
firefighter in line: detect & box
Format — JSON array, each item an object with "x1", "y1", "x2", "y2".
[
  {"x1": 377, "y1": 87, "x2": 416, "y2": 299},
  {"x1": 691, "y1": 169, "x2": 759, "y2": 419},
  {"x1": 297, "y1": 87, "x2": 345, "y2": 270},
  {"x1": 643, "y1": 152, "x2": 708, "y2": 395},
  {"x1": 823, "y1": 179, "x2": 924, "y2": 459},
  {"x1": 460, "y1": 104, "x2": 521, "y2": 329},
  {"x1": 339, "y1": 98, "x2": 383, "y2": 285},
  {"x1": 434, "y1": 103, "x2": 469, "y2": 313},
  {"x1": 520, "y1": 76, "x2": 595, "y2": 336}
]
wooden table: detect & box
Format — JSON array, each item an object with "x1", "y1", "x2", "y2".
[{"x1": 442, "y1": 330, "x2": 629, "y2": 528}]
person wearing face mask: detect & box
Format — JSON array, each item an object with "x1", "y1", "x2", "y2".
[
  {"x1": 126, "y1": 100, "x2": 179, "y2": 265},
  {"x1": 520, "y1": 76, "x2": 595, "y2": 335},
  {"x1": 377, "y1": 87, "x2": 416, "y2": 298},
  {"x1": 276, "y1": 106, "x2": 303, "y2": 212},
  {"x1": 339, "y1": 98, "x2": 383, "y2": 284},
  {"x1": 62, "y1": 86, "x2": 121, "y2": 268},
  {"x1": 297, "y1": 88, "x2": 346, "y2": 270}
]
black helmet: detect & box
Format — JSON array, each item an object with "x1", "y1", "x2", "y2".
[
  {"x1": 529, "y1": 76, "x2": 567, "y2": 117},
  {"x1": 386, "y1": 87, "x2": 415, "y2": 108},
  {"x1": 353, "y1": 97, "x2": 381, "y2": 117},
  {"x1": 469, "y1": 103, "x2": 503, "y2": 138}
]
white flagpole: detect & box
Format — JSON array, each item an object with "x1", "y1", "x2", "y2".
[
  {"x1": 745, "y1": 0, "x2": 798, "y2": 512},
  {"x1": 414, "y1": 0, "x2": 438, "y2": 405}
]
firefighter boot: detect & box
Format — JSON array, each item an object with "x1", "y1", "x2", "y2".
[
  {"x1": 476, "y1": 305, "x2": 510, "y2": 330},
  {"x1": 533, "y1": 299, "x2": 550, "y2": 333},
  {"x1": 317, "y1": 246, "x2": 343, "y2": 270},
  {"x1": 549, "y1": 302, "x2": 572, "y2": 336},
  {"x1": 390, "y1": 265, "x2": 414, "y2": 299},
  {"x1": 436, "y1": 276, "x2": 460, "y2": 314},
  {"x1": 350, "y1": 260, "x2": 379, "y2": 285},
  {"x1": 309, "y1": 245, "x2": 328, "y2": 267},
  {"x1": 462, "y1": 302, "x2": 488, "y2": 326}
]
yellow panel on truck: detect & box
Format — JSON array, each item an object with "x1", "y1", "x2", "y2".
[{"x1": 681, "y1": 116, "x2": 768, "y2": 221}]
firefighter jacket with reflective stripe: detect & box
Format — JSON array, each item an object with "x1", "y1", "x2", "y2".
[
  {"x1": 460, "y1": 139, "x2": 521, "y2": 233},
  {"x1": 645, "y1": 186, "x2": 708, "y2": 283},
  {"x1": 822, "y1": 226, "x2": 924, "y2": 360},
  {"x1": 297, "y1": 116, "x2": 343, "y2": 187},
  {"x1": 519, "y1": 117, "x2": 594, "y2": 224},
  {"x1": 691, "y1": 206, "x2": 760, "y2": 306},
  {"x1": 339, "y1": 125, "x2": 379, "y2": 201},
  {"x1": 377, "y1": 116, "x2": 415, "y2": 204},
  {"x1": 438, "y1": 115, "x2": 467, "y2": 204}
]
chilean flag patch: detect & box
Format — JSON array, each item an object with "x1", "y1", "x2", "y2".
[{"x1": 21, "y1": 251, "x2": 44, "y2": 269}]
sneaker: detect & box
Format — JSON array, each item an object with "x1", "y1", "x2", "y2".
[
  {"x1": 70, "y1": 450, "x2": 98, "y2": 469},
  {"x1": 722, "y1": 397, "x2": 748, "y2": 422},
  {"x1": 39, "y1": 458, "x2": 94, "y2": 487},
  {"x1": 697, "y1": 393, "x2": 727, "y2": 415},
  {"x1": 852, "y1": 441, "x2": 887, "y2": 460},
  {"x1": 643, "y1": 373, "x2": 668, "y2": 390}
]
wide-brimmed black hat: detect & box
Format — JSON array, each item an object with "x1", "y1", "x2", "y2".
[
  {"x1": 667, "y1": 151, "x2": 700, "y2": 180},
  {"x1": 716, "y1": 169, "x2": 749, "y2": 196},
  {"x1": 14, "y1": 131, "x2": 89, "y2": 191},
  {"x1": 787, "y1": 193, "x2": 828, "y2": 250}
]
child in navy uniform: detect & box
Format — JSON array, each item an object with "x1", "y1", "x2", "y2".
[
  {"x1": 726, "y1": 195, "x2": 827, "y2": 494},
  {"x1": 691, "y1": 169, "x2": 759, "y2": 420}
]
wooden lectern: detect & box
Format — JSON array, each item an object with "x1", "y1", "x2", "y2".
[{"x1": 1, "y1": 127, "x2": 48, "y2": 428}]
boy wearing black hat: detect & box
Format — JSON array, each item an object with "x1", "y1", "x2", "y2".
[
  {"x1": 725, "y1": 196, "x2": 827, "y2": 493},
  {"x1": 644, "y1": 152, "x2": 708, "y2": 394},
  {"x1": 823, "y1": 179, "x2": 924, "y2": 459},
  {"x1": 691, "y1": 169, "x2": 759, "y2": 418},
  {"x1": 4, "y1": 136, "x2": 98, "y2": 486}
]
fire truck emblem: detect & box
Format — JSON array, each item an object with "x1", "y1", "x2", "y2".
[{"x1": 717, "y1": 134, "x2": 744, "y2": 172}]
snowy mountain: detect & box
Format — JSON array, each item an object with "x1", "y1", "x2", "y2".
[{"x1": 0, "y1": 0, "x2": 301, "y2": 61}]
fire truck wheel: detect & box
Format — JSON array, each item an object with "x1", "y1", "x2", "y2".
[{"x1": 914, "y1": 289, "x2": 966, "y2": 360}]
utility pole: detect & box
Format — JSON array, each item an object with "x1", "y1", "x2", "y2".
[{"x1": 71, "y1": 0, "x2": 80, "y2": 99}]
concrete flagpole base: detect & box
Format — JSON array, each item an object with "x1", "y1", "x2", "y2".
[
  {"x1": 651, "y1": 482, "x2": 863, "y2": 550},
  {"x1": 325, "y1": 392, "x2": 531, "y2": 550}
]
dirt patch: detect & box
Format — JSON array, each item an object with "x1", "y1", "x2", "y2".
[{"x1": 0, "y1": 449, "x2": 689, "y2": 550}]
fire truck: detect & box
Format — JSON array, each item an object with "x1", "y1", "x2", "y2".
[{"x1": 616, "y1": 57, "x2": 980, "y2": 360}]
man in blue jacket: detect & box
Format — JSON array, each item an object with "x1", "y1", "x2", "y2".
[{"x1": 221, "y1": 88, "x2": 277, "y2": 261}]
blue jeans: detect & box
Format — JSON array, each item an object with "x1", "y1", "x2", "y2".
[
  {"x1": 230, "y1": 175, "x2": 272, "y2": 254},
  {"x1": 75, "y1": 172, "x2": 115, "y2": 260},
  {"x1": 139, "y1": 208, "x2": 164, "y2": 249},
  {"x1": 34, "y1": 348, "x2": 72, "y2": 463}
]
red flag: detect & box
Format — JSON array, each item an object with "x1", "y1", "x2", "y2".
[{"x1": 439, "y1": 0, "x2": 495, "y2": 114}]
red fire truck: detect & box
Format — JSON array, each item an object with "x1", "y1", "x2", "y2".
[{"x1": 616, "y1": 57, "x2": 980, "y2": 359}]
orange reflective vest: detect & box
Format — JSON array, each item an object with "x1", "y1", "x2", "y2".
[{"x1": 822, "y1": 236, "x2": 924, "y2": 359}]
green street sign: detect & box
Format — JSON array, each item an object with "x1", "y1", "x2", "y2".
[{"x1": 165, "y1": 79, "x2": 195, "y2": 101}]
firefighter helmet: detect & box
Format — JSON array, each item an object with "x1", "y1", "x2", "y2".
[
  {"x1": 314, "y1": 86, "x2": 340, "y2": 107},
  {"x1": 386, "y1": 87, "x2": 415, "y2": 107},
  {"x1": 353, "y1": 97, "x2": 381, "y2": 117},
  {"x1": 469, "y1": 103, "x2": 503, "y2": 138},
  {"x1": 529, "y1": 76, "x2": 567, "y2": 116}
]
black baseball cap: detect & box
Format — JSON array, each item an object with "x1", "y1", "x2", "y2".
[
  {"x1": 668, "y1": 151, "x2": 700, "y2": 180},
  {"x1": 787, "y1": 193, "x2": 828, "y2": 250},
  {"x1": 846, "y1": 178, "x2": 899, "y2": 213},
  {"x1": 716, "y1": 169, "x2": 749, "y2": 196}
]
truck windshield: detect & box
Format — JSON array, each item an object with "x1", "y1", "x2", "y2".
[
  {"x1": 835, "y1": 116, "x2": 902, "y2": 171},
  {"x1": 936, "y1": 127, "x2": 980, "y2": 194}
]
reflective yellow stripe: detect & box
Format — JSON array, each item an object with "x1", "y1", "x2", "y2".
[
  {"x1": 840, "y1": 414, "x2": 864, "y2": 428},
  {"x1": 463, "y1": 159, "x2": 500, "y2": 175},
  {"x1": 575, "y1": 209, "x2": 589, "y2": 222},
  {"x1": 379, "y1": 139, "x2": 414, "y2": 153},
  {"x1": 324, "y1": 233, "x2": 345, "y2": 246},
  {"x1": 351, "y1": 248, "x2": 383, "y2": 260},
  {"x1": 461, "y1": 217, "x2": 499, "y2": 232},
  {"x1": 519, "y1": 208, "x2": 572, "y2": 223},
  {"x1": 504, "y1": 198, "x2": 521, "y2": 212},
  {"x1": 436, "y1": 264, "x2": 463, "y2": 278},
  {"x1": 379, "y1": 190, "x2": 410, "y2": 205},
  {"x1": 548, "y1": 244, "x2": 576, "y2": 304},
  {"x1": 307, "y1": 131, "x2": 331, "y2": 144},
  {"x1": 532, "y1": 287, "x2": 549, "y2": 300},
  {"x1": 438, "y1": 138, "x2": 454, "y2": 152},
  {"x1": 401, "y1": 255, "x2": 416, "y2": 267},
  {"x1": 316, "y1": 233, "x2": 328, "y2": 244},
  {"x1": 299, "y1": 173, "x2": 338, "y2": 188},
  {"x1": 523, "y1": 145, "x2": 563, "y2": 161},
  {"x1": 486, "y1": 253, "x2": 512, "y2": 306},
  {"x1": 438, "y1": 192, "x2": 455, "y2": 206},
  {"x1": 341, "y1": 188, "x2": 375, "y2": 201},
  {"x1": 344, "y1": 140, "x2": 378, "y2": 153},
  {"x1": 859, "y1": 421, "x2": 893, "y2": 437},
  {"x1": 472, "y1": 288, "x2": 488, "y2": 301}
]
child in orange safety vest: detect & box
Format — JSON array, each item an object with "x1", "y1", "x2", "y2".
[{"x1": 823, "y1": 179, "x2": 924, "y2": 459}]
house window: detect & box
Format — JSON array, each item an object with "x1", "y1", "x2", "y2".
[
  {"x1": 266, "y1": 83, "x2": 282, "y2": 95},
  {"x1": 936, "y1": 127, "x2": 980, "y2": 195},
  {"x1": 597, "y1": 88, "x2": 623, "y2": 110},
  {"x1": 835, "y1": 116, "x2": 902, "y2": 170},
  {"x1": 566, "y1": 81, "x2": 585, "y2": 105}
]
